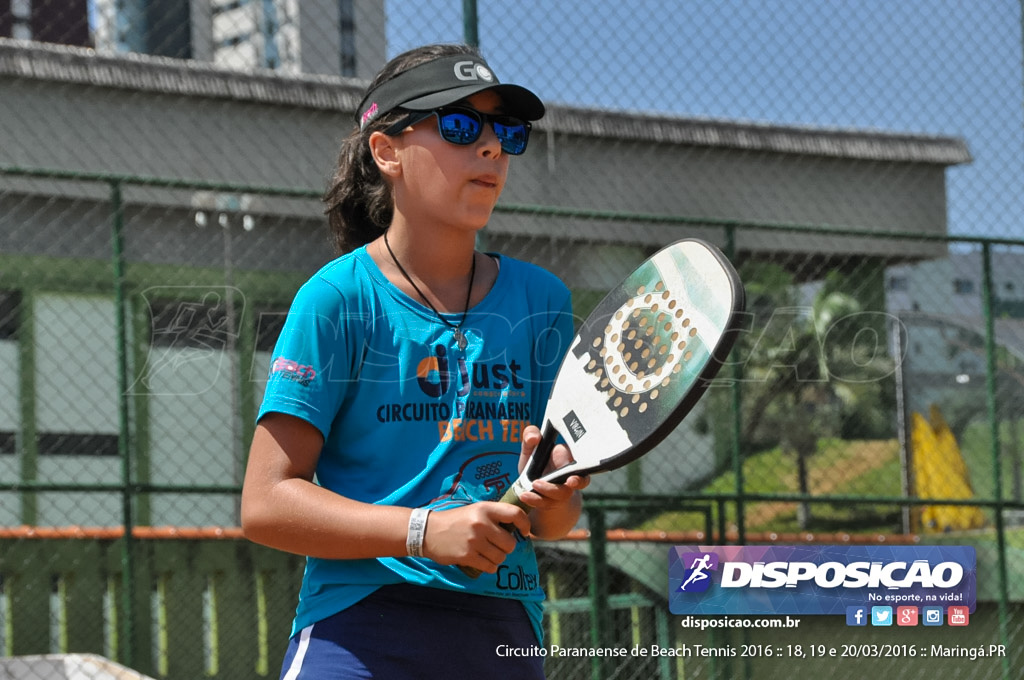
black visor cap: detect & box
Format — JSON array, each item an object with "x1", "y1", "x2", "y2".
[{"x1": 356, "y1": 54, "x2": 545, "y2": 130}]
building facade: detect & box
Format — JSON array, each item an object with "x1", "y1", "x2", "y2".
[
  {"x1": 0, "y1": 0, "x2": 90, "y2": 45},
  {"x1": 0, "y1": 0, "x2": 385, "y2": 77},
  {"x1": 886, "y1": 251, "x2": 1024, "y2": 418}
]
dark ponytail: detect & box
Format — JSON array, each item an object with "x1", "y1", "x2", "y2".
[{"x1": 324, "y1": 43, "x2": 482, "y2": 255}]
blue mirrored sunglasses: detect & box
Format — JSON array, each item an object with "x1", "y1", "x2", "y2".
[{"x1": 384, "y1": 106, "x2": 532, "y2": 155}]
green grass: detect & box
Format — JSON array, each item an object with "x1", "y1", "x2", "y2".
[
  {"x1": 959, "y1": 418, "x2": 1024, "y2": 503},
  {"x1": 637, "y1": 419, "x2": 1024, "y2": 540},
  {"x1": 701, "y1": 445, "x2": 793, "y2": 495},
  {"x1": 638, "y1": 438, "x2": 904, "y2": 535}
]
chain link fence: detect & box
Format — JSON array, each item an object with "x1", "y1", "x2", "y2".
[{"x1": 1, "y1": 1, "x2": 1023, "y2": 678}]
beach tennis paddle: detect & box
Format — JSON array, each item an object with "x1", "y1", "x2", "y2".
[{"x1": 460, "y1": 238, "x2": 745, "y2": 577}]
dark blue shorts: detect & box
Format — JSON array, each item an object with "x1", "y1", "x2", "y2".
[{"x1": 279, "y1": 584, "x2": 545, "y2": 679}]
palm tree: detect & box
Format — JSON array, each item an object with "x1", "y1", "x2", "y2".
[{"x1": 738, "y1": 266, "x2": 894, "y2": 529}]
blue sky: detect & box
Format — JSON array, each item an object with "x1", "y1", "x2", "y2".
[{"x1": 386, "y1": 0, "x2": 1024, "y2": 240}]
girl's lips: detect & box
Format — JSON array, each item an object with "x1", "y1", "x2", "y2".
[{"x1": 472, "y1": 174, "x2": 500, "y2": 188}]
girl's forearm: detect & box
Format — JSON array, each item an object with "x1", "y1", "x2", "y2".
[{"x1": 241, "y1": 479, "x2": 412, "y2": 560}]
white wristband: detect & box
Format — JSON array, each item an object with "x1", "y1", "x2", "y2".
[{"x1": 406, "y1": 507, "x2": 431, "y2": 558}]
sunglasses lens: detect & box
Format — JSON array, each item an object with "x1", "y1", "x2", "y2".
[
  {"x1": 493, "y1": 118, "x2": 529, "y2": 155},
  {"x1": 437, "y1": 111, "x2": 482, "y2": 145},
  {"x1": 434, "y1": 109, "x2": 530, "y2": 155}
]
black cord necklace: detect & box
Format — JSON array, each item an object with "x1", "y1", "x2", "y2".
[{"x1": 383, "y1": 230, "x2": 476, "y2": 350}]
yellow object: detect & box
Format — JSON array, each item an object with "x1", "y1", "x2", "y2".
[{"x1": 911, "y1": 405, "x2": 986, "y2": 532}]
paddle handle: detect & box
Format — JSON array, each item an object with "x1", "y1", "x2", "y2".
[{"x1": 458, "y1": 423, "x2": 559, "y2": 578}]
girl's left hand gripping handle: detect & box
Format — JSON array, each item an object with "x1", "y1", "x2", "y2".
[
  {"x1": 457, "y1": 482, "x2": 530, "y2": 579},
  {"x1": 456, "y1": 425, "x2": 556, "y2": 578}
]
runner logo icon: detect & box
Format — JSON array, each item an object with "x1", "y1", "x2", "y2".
[{"x1": 678, "y1": 552, "x2": 719, "y2": 593}]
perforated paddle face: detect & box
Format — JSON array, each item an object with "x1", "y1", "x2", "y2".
[
  {"x1": 459, "y1": 239, "x2": 744, "y2": 578},
  {"x1": 535, "y1": 239, "x2": 743, "y2": 484}
]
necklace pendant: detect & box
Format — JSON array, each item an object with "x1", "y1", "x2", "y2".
[{"x1": 382, "y1": 232, "x2": 476, "y2": 352}]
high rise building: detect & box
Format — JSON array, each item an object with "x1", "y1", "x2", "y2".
[
  {"x1": 0, "y1": 0, "x2": 91, "y2": 46},
  {"x1": 87, "y1": 0, "x2": 385, "y2": 78}
]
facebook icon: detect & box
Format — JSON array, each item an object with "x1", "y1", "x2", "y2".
[{"x1": 846, "y1": 606, "x2": 868, "y2": 626}]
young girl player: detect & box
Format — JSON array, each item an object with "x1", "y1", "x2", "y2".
[{"x1": 241, "y1": 43, "x2": 588, "y2": 679}]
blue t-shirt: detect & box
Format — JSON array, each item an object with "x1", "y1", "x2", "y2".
[{"x1": 257, "y1": 245, "x2": 573, "y2": 642}]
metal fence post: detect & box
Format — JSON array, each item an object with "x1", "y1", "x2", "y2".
[
  {"x1": 724, "y1": 225, "x2": 746, "y2": 546},
  {"x1": 462, "y1": 0, "x2": 479, "y2": 46},
  {"x1": 980, "y1": 243, "x2": 1011, "y2": 680},
  {"x1": 586, "y1": 507, "x2": 609, "y2": 680},
  {"x1": 891, "y1": 313, "x2": 914, "y2": 534},
  {"x1": 109, "y1": 180, "x2": 136, "y2": 668},
  {"x1": 16, "y1": 290, "x2": 37, "y2": 524}
]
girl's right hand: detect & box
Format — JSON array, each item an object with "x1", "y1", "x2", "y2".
[{"x1": 422, "y1": 502, "x2": 531, "y2": 574}]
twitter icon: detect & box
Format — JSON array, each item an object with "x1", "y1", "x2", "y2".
[{"x1": 871, "y1": 606, "x2": 893, "y2": 626}]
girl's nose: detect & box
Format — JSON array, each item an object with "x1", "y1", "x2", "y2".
[{"x1": 477, "y1": 122, "x2": 503, "y2": 157}]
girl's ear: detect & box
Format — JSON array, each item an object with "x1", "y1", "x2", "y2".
[{"x1": 368, "y1": 130, "x2": 401, "y2": 179}]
